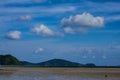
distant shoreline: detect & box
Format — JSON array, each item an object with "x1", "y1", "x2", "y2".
[{"x1": 0, "y1": 66, "x2": 120, "y2": 68}]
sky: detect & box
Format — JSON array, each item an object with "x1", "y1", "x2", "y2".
[{"x1": 0, "y1": 0, "x2": 120, "y2": 66}]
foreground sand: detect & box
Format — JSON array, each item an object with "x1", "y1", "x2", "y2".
[{"x1": 0, "y1": 67, "x2": 120, "y2": 80}]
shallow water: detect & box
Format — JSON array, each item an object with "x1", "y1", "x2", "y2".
[{"x1": 0, "y1": 68, "x2": 120, "y2": 80}]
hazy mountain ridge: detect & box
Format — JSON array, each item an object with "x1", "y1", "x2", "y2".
[
  {"x1": 20, "y1": 59, "x2": 86, "y2": 67},
  {"x1": 0, "y1": 54, "x2": 94, "y2": 67},
  {"x1": 1, "y1": 54, "x2": 119, "y2": 67},
  {"x1": 36, "y1": 59, "x2": 85, "y2": 67}
]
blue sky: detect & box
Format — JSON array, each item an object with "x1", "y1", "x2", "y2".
[{"x1": 0, "y1": 0, "x2": 120, "y2": 66}]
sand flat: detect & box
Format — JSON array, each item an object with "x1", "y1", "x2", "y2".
[{"x1": 0, "y1": 67, "x2": 120, "y2": 80}]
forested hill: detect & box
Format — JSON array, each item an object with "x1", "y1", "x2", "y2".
[
  {"x1": 36, "y1": 59, "x2": 85, "y2": 67},
  {"x1": 0, "y1": 54, "x2": 20, "y2": 65},
  {"x1": 0, "y1": 54, "x2": 96, "y2": 67}
]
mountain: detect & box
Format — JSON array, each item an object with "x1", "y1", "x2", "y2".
[
  {"x1": 20, "y1": 61, "x2": 35, "y2": 65},
  {"x1": 85, "y1": 63, "x2": 96, "y2": 67},
  {"x1": 0, "y1": 54, "x2": 96, "y2": 67},
  {"x1": 0, "y1": 54, "x2": 20, "y2": 65},
  {"x1": 37, "y1": 59, "x2": 85, "y2": 67}
]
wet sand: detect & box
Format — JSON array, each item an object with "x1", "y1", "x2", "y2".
[{"x1": 0, "y1": 67, "x2": 120, "y2": 80}]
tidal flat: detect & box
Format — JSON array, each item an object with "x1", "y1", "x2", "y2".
[{"x1": 0, "y1": 67, "x2": 120, "y2": 80}]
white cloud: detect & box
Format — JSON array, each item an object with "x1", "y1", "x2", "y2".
[
  {"x1": 31, "y1": 24, "x2": 55, "y2": 36},
  {"x1": 0, "y1": 5, "x2": 76, "y2": 14},
  {"x1": 86, "y1": 48, "x2": 93, "y2": 54},
  {"x1": 61, "y1": 13, "x2": 104, "y2": 34},
  {"x1": 106, "y1": 15, "x2": 120, "y2": 22},
  {"x1": 0, "y1": 0, "x2": 46, "y2": 5},
  {"x1": 64, "y1": 27, "x2": 88, "y2": 34},
  {"x1": 15, "y1": 15, "x2": 32, "y2": 21},
  {"x1": 64, "y1": 27, "x2": 75, "y2": 34},
  {"x1": 31, "y1": 24, "x2": 63, "y2": 36},
  {"x1": 108, "y1": 45, "x2": 120, "y2": 50},
  {"x1": 35, "y1": 48, "x2": 44, "y2": 53},
  {"x1": 92, "y1": 30, "x2": 120, "y2": 34},
  {"x1": 102, "y1": 55, "x2": 107, "y2": 59},
  {"x1": 5, "y1": 31, "x2": 21, "y2": 39},
  {"x1": 43, "y1": 6, "x2": 76, "y2": 13},
  {"x1": 86, "y1": 2, "x2": 120, "y2": 13},
  {"x1": 33, "y1": 0, "x2": 46, "y2": 3},
  {"x1": 61, "y1": 13, "x2": 104, "y2": 28}
]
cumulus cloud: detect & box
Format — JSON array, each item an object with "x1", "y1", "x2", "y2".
[
  {"x1": 35, "y1": 48, "x2": 44, "y2": 53},
  {"x1": 61, "y1": 13, "x2": 104, "y2": 28},
  {"x1": 5, "y1": 31, "x2": 21, "y2": 39},
  {"x1": 61, "y1": 13, "x2": 104, "y2": 34},
  {"x1": 15, "y1": 15, "x2": 32, "y2": 21},
  {"x1": 31, "y1": 24, "x2": 63, "y2": 36},
  {"x1": 31, "y1": 24, "x2": 55, "y2": 36}
]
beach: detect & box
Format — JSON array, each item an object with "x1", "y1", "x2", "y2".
[{"x1": 0, "y1": 67, "x2": 120, "y2": 80}]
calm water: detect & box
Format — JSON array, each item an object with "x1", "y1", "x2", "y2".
[{"x1": 0, "y1": 68, "x2": 120, "y2": 80}]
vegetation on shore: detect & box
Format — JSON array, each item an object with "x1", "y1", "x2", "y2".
[{"x1": 0, "y1": 55, "x2": 20, "y2": 65}]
